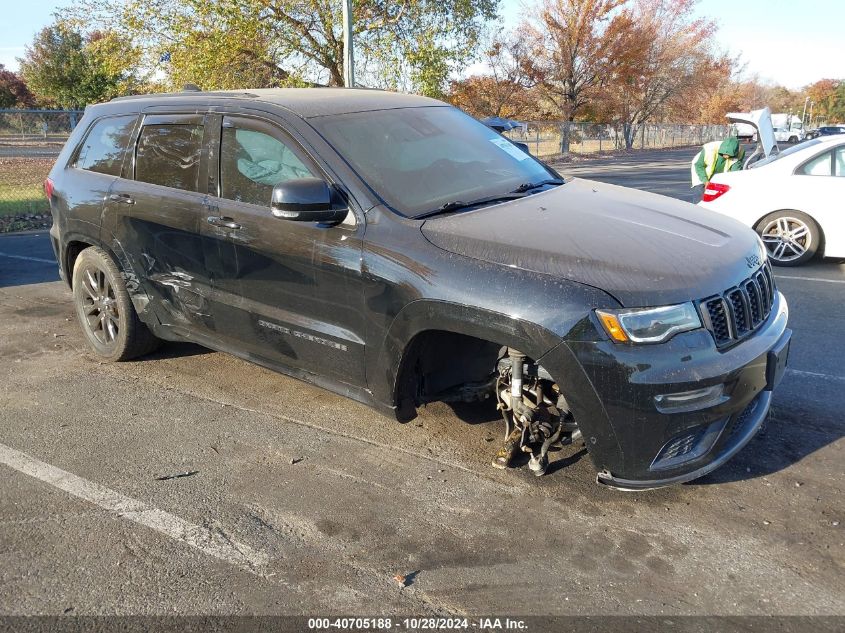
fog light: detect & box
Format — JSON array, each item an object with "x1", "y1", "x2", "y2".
[{"x1": 654, "y1": 384, "x2": 727, "y2": 413}]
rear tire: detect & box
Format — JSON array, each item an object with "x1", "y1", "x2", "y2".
[
  {"x1": 755, "y1": 211, "x2": 820, "y2": 267},
  {"x1": 788, "y1": 136, "x2": 798, "y2": 144},
  {"x1": 72, "y1": 246, "x2": 160, "y2": 361}
]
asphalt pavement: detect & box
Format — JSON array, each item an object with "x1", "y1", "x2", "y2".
[
  {"x1": 0, "y1": 147, "x2": 843, "y2": 623},
  {"x1": 557, "y1": 146, "x2": 714, "y2": 203}
]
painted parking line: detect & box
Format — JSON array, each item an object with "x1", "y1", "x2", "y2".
[
  {"x1": 786, "y1": 368, "x2": 845, "y2": 383},
  {"x1": 0, "y1": 442, "x2": 270, "y2": 576},
  {"x1": 0, "y1": 252, "x2": 56, "y2": 264},
  {"x1": 774, "y1": 274, "x2": 845, "y2": 284}
]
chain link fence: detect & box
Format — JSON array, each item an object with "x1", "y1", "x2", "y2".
[
  {"x1": 0, "y1": 110, "x2": 83, "y2": 230},
  {"x1": 503, "y1": 121, "x2": 732, "y2": 158}
]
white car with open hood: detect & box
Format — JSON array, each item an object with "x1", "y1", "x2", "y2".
[{"x1": 699, "y1": 108, "x2": 845, "y2": 266}]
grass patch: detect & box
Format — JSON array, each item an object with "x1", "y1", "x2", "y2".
[
  {"x1": 0, "y1": 184, "x2": 49, "y2": 215},
  {"x1": 0, "y1": 157, "x2": 54, "y2": 217}
]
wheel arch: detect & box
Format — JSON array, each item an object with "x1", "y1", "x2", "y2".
[
  {"x1": 62, "y1": 230, "x2": 159, "y2": 327},
  {"x1": 62, "y1": 233, "x2": 116, "y2": 289},
  {"x1": 370, "y1": 299, "x2": 564, "y2": 419}
]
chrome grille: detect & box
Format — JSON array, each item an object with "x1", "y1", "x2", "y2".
[{"x1": 700, "y1": 263, "x2": 776, "y2": 348}]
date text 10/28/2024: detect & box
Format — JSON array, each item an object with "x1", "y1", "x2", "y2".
[{"x1": 307, "y1": 618, "x2": 529, "y2": 630}]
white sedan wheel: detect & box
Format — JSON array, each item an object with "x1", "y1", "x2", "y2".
[{"x1": 756, "y1": 211, "x2": 820, "y2": 266}]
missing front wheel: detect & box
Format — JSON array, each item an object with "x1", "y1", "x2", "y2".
[{"x1": 492, "y1": 348, "x2": 578, "y2": 476}]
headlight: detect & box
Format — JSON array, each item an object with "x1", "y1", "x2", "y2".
[{"x1": 596, "y1": 302, "x2": 702, "y2": 344}]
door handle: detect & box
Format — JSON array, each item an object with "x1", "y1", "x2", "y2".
[
  {"x1": 207, "y1": 216, "x2": 242, "y2": 230},
  {"x1": 109, "y1": 193, "x2": 135, "y2": 205}
]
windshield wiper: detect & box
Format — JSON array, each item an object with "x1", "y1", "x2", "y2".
[
  {"x1": 510, "y1": 178, "x2": 564, "y2": 193},
  {"x1": 416, "y1": 193, "x2": 528, "y2": 219}
]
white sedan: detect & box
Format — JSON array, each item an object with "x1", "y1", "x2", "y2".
[{"x1": 699, "y1": 136, "x2": 845, "y2": 266}]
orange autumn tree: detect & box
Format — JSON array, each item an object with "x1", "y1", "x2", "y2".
[
  {"x1": 522, "y1": 0, "x2": 627, "y2": 151},
  {"x1": 447, "y1": 33, "x2": 540, "y2": 119},
  {"x1": 598, "y1": 0, "x2": 718, "y2": 147},
  {"x1": 805, "y1": 78, "x2": 845, "y2": 124}
]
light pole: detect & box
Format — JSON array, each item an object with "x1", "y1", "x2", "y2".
[{"x1": 342, "y1": 0, "x2": 355, "y2": 87}]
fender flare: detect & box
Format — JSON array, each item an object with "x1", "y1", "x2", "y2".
[
  {"x1": 62, "y1": 227, "x2": 159, "y2": 327},
  {"x1": 369, "y1": 298, "x2": 563, "y2": 408}
]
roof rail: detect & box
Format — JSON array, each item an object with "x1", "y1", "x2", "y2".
[{"x1": 110, "y1": 90, "x2": 260, "y2": 102}]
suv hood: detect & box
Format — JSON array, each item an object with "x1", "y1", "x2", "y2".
[{"x1": 420, "y1": 179, "x2": 764, "y2": 307}]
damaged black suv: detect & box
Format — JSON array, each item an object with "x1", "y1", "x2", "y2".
[{"x1": 47, "y1": 88, "x2": 791, "y2": 489}]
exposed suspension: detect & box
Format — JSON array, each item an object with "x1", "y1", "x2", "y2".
[{"x1": 492, "y1": 348, "x2": 579, "y2": 476}]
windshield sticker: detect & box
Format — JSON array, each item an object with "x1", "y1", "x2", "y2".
[{"x1": 489, "y1": 137, "x2": 530, "y2": 161}]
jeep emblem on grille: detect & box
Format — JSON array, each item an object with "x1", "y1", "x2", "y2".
[{"x1": 745, "y1": 253, "x2": 762, "y2": 269}]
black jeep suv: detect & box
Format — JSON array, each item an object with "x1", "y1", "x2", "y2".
[{"x1": 47, "y1": 88, "x2": 791, "y2": 489}]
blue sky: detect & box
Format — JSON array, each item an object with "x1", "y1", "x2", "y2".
[{"x1": 1, "y1": 0, "x2": 842, "y2": 89}]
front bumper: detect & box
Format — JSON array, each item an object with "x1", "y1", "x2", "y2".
[
  {"x1": 595, "y1": 390, "x2": 771, "y2": 490},
  {"x1": 541, "y1": 291, "x2": 790, "y2": 489}
]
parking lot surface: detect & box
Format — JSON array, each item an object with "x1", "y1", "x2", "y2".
[{"x1": 0, "y1": 148, "x2": 843, "y2": 619}]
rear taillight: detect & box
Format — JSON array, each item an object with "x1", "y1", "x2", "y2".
[
  {"x1": 44, "y1": 178, "x2": 54, "y2": 199},
  {"x1": 702, "y1": 182, "x2": 730, "y2": 202}
]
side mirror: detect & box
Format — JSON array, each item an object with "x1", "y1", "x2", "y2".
[{"x1": 271, "y1": 178, "x2": 348, "y2": 223}]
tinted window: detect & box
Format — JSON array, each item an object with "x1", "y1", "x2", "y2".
[
  {"x1": 801, "y1": 151, "x2": 832, "y2": 176},
  {"x1": 135, "y1": 124, "x2": 203, "y2": 192},
  {"x1": 75, "y1": 115, "x2": 137, "y2": 176},
  {"x1": 312, "y1": 106, "x2": 555, "y2": 217},
  {"x1": 835, "y1": 147, "x2": 845, "y2": 176},
  {"x1": 220, "y1": 119, "x2": 314, "y2": 206}
]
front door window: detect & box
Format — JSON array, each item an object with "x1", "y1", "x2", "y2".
[{"x1": 219, "y1": 118, "x2": 314, "y2": 206}]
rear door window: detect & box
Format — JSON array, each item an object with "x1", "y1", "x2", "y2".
[
  {"x1": 135, "y1": 122, "x2": 204, "y2": 192},
  {"x1": 835, "y1": 147, "x2": 845, "y2": 176},
  {"x1": 219, "y1": 116, "x2": 315, "y2": 206},
  {"x1": 74, "y1": 115, "x2": 137, "y2": 176},
  {"x1": 800, "y1": 151, "x2": 832, "y2": 176}
]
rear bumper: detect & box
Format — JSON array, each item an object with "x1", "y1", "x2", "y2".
[
  {"x1": 49, "y1": 223, "x2": 65, "y2": 283},
  {"x1": 542, "y1": 292, "x2": 789, "y2": 489}
]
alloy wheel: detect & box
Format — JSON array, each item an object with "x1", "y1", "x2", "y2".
[
  {"x1": 760, "y1": 216, "x2": 812, "y2": 263},
  {"x1": 79, "y1": 265, "x2": 120, "y2": 346}
]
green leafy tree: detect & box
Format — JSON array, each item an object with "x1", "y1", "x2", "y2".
[
  {"x1": 18, "y1": 22, "x2": 138, "y2": 108},
  {"x1": 65, "y1": 0, "x2": 498, "y2": 96}
]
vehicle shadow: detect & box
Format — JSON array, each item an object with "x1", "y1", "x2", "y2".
[
  {"x1": 0, "y1": 233, "x2": 60, "y2": 288},
  {"x1": 447, "y1": 399, "x2": 501, "y2": 425},
  {"x1": 690, "y1": 399, "x2": 844, "y2": 486},
  {"x1": 141, "y1": 341, "x2": 212, "y2": 361},
  {"x1": 0, "y1": 258, "x2": 60, "y2": 288},
  {"x1": 0, "y1": 266, "x2": 60, "y2": 288}
]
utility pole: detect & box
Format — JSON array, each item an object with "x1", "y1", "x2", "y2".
[
  {"x1": 801, "y1": 96, "x2": 810, "y2": 125},
  {"x1": 342, "y1": 0, "x2": 355, "y2": 87}
]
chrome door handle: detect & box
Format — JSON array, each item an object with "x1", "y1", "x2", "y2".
[
  {"x1": 207, "y1": 216, "x2": 242, "y2": 230},
  {"x1": 109, "y1": 193, "x2": 135, "y2": 205}
]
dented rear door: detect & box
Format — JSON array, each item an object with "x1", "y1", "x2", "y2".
[{"x1": 105, "y1": 112, "x2": 217, "y2": 335}]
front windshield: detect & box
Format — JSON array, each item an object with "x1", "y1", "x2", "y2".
[
  {"x1": 311, "y1": 106, "x2": 557, "y2": 217},
  {"x1": 750, "y1": 138, "x2": 822, "y2": 168}
]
